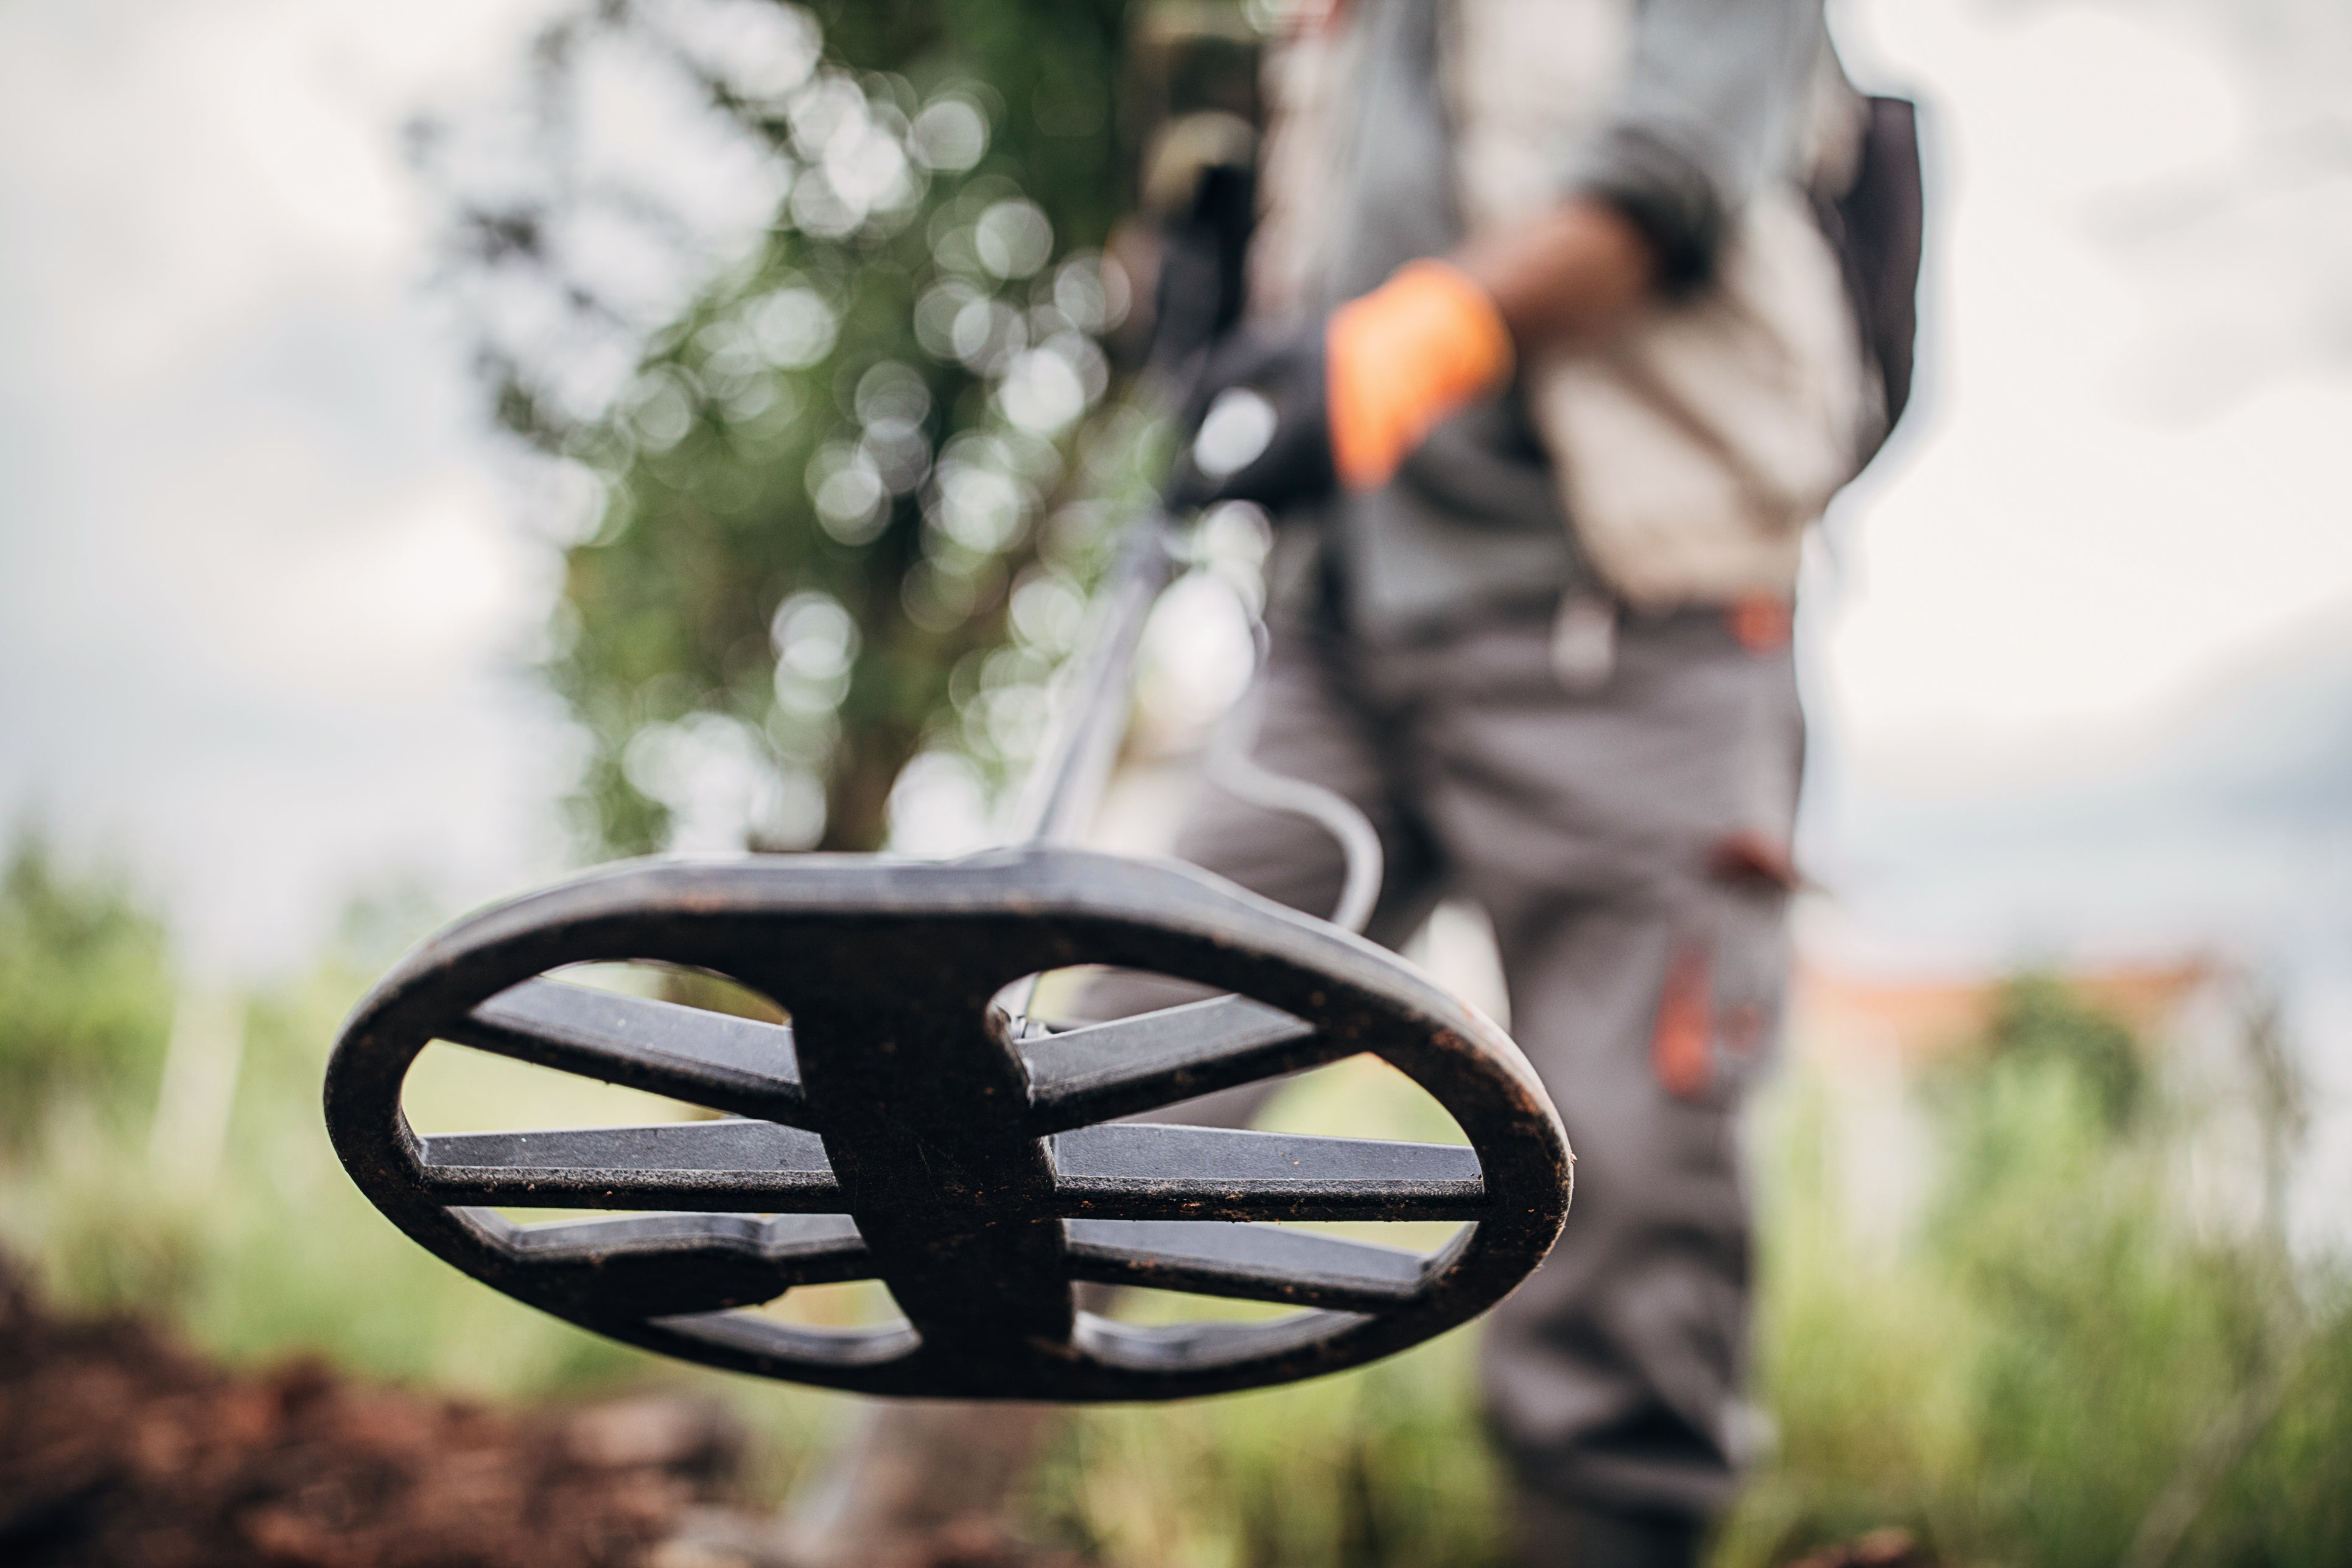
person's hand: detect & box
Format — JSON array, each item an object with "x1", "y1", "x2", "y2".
[
  {"x1": 1165, "y1": 259, "x2": 1515, "y2": 513},
  {"x1": 1164, "y1": 323, "x2": 1333, "y2": 511}
]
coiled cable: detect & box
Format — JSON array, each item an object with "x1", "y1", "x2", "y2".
[{"x1": 1200, "y1": 614, "x2": 1384, "y2": 936}]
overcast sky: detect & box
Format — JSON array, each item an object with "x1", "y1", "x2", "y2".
[
  {"x1": 3, "y1": 0, "x2": 2348, "y2": 976},
  {"x1": 1817, "y1": 0, "x2": 2352, "y2": 778}
]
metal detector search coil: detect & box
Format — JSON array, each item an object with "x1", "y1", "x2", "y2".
[{"x1": 324, "y1": 518, "x2": 1572, "y2": 1401}]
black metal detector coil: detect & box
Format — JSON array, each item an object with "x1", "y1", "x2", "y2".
[{"x1": 325, "y1": 517, "x2": 1572, "y2": 1402}]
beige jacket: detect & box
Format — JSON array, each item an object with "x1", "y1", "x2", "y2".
[{"x1": 1251, "y1": 0, "x2": 1867, "y2": 608}]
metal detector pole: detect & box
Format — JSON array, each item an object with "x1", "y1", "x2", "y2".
[{"x1": 1007, "y1": 511, "x2": 1178, "y2": 846}]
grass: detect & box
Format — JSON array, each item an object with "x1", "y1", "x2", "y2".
[
  {"x1": 1717, "y1": 983, "x2": 2352, "y2": 1568},
  {"x1": 4, "y1": 835, "x2": 2348, "y2": 1567}
]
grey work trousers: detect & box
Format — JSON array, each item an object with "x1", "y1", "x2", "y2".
[{"x1": 1099, "y1": 601, "x2": 1803, "y2": 1521}]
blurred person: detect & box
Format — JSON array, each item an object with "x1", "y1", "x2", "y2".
[{"x1": 772, "y1": 1, "x2": 1917, "y2": 1566}]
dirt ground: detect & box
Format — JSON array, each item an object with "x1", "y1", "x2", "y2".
[
  {"x1": 0, "y1": 1258, "x2": 758, "y2": 1567},
  {"x1": 0, "y1": 1258, "x2": 1098, "y2": 1568}
]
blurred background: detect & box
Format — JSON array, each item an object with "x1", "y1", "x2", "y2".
[{"x1": 4, "y1": 1, "x2": 2351, "y2": 1566}]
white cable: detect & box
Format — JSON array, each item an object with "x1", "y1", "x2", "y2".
[{"x1": 1202, "y1": 618, "x2": 1385, "y2": 936}]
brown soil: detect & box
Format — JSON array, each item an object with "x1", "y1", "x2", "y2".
[
  {"x1": 0, "y1": 1259, "x2": 743, "y2": 1568},
  {"x1": 1784, "y1": 1528, "x2": 1942, "y2": 1568}
]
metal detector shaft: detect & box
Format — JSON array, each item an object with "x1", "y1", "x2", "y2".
[{"x1": 1009, "y1": 512, "x2": 1178, "y2": 845}]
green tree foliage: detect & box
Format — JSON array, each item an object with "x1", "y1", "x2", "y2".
[
  {"x1": 427, "y1": 0, "x2": 1174, "y2": 856},
  {"x1": 0, "y1": 833, "x2": 175, "y2": 1145}
]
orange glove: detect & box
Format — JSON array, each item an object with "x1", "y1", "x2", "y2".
[{"x1": 1325, "y1": 260, "x2": 1515, "y2": 489}]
